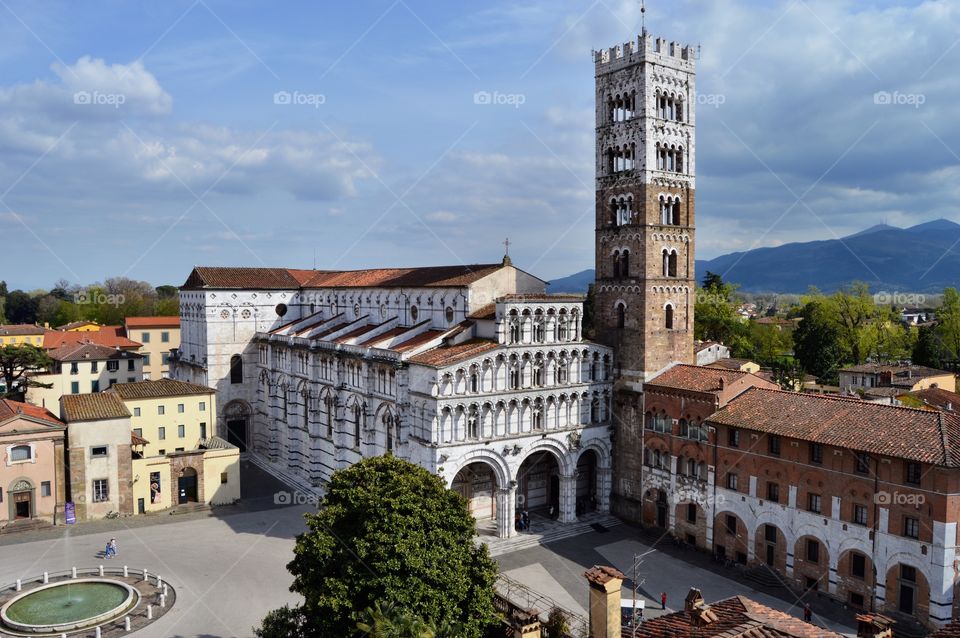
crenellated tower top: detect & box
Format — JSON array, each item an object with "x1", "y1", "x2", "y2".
[{"x1": 593, "y1": 34, "x2": 697, "y2": 72}]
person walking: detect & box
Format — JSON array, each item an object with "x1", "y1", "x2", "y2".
[
  {"x1": 803, "y1": 603, "x2": 812, "y2": 622},
  {"x1": 661, "y1": 591, "x2": 667, "y2": 610},
  {"x1": 109, "y1": 538, "x2": 118, "y2": 558},
  {"x1": 104, "y1": 540, "x2": 114, "y2": 559},
  {"x1": 521, "y1": 510, "x2": 530, "y2": 531}
]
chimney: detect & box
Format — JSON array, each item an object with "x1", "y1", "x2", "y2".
[
  {"x1": 584, "y1": 566, "x2": 625, "y2": 638},
  {"x1": 684, "y1": 588, "x2": 704, "y2": 612},
  {"x1": 856, "y1": 613, "x2": 895, "y2": 638}
]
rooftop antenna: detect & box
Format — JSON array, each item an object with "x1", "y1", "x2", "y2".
[{"x1": 640, "y1": 0, "x2": 647, "y2": 36}]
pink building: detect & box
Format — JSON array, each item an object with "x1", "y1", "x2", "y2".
[{"x1": 0, "y1": 399, "x2": 66, "y2": 528}]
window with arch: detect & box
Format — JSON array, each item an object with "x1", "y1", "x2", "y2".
[
  {"x1": 533, "y1": 359, "x2": 544, "y2": 387},
  {"x1": 616, "y1": 303, "x2": 626, "y2": 329},
  {"x1": 590, "y1": 398, "x2": 600, "y2": 423},
  {"x1": 612, "y1": 250, "x2": 621, "y2": 279},
  {"x1": 325, "y1": 396, "x2": 335, "y2": 438},
  {"x1": 467, "y1": 407, "x2": 479, "y2": 439},
  {"x1": 556, "y1": 360, "x2": 569, "y2": 385},
  {"x1": 10, "y1": 445, "x2": 32, "y2": 462},
  {"x1": 469, "y1": 367, "x2": 479, "y2": 393},
  {"x1": 665, "y1": 304, "x2": 675, "y2": 330},
  {"x1": 533, "y1": 318, "x2": 545, "y2": 342},
  {"x1": 385, "y1": 413, "x2": 396, "y2": 452},
  {"x1": 532, "y1": 400, "x2": 544, "y2": 430},
  {"x1": 229, "y1": 355, "x2": 243, "y2": 384},
  {"x1": 509, "y1": 363, "x2": 520, "y2": 390},
  {"x1": 352, "y1": 405, "x2": 364, "y2": 448},
  {"x1": 445, "y1": 306, "x2": 454, "y2": 323},
  {"x1": 662, "y1": 250, "x2": 678, "y2": 277}
]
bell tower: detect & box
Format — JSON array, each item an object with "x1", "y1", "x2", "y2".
[{"x1": 593, "y1": 31, "x2": 696, "y2": 386}]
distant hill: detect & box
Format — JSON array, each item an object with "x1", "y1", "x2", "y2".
[
  {"x1": 548, "y1": 219, "x2": 960, "y2": 294},
  {"x1": 547, "y1": 269, "x2": 595, "y2": 294}
]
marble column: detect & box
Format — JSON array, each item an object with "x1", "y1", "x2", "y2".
[
  {"x1": 496, "y1": 486, "x2": 518, "y2": 539},
  {"x1": 597, "y1": 468, "x2": 612, "y2": 513},
  {"x1": 559, "y1": 473, "x2": 578, "y2": 524}
]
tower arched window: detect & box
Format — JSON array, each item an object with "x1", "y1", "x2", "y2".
[
  {"x1": 229, "y1": 355, "x2": 243, "y2": 384},
  {"x1": 662, "y1": 250, "x2": 670, "y2": 277},
  {"x1": 620, "y1": 250, "x2": 629, "y2": 278},
  {"x1": 612, "y1": 251, "x2": 621, "y2": 279},
  {"x1": 353, "y1": 405, "x2": 363, "y2": 448},
  {"x1": 673, "y1": 198, "x2": 682, "y2": 225},
  {"x1": 668, "y1": 251, "x2": 678, "y2": 277},
  {"x1": 665, "y1": 304, "x2": 675, "y2": 330},
  {"x1": 617, "y1": 303, "x2": 626, "y2": 329}
]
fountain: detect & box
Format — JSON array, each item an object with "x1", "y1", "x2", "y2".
[{"x1": 0, "y1": 578, "x2": 139, "y2": 634}]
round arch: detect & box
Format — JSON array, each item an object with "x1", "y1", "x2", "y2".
[{"x1": 444, "y1": 450, "x2": 510, "y2": 490}]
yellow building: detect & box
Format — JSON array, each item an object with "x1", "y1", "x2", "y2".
[
  {"x1": 0, "y1": 324, "x2": 46, "y2": 347},
  {"x1": 56, "y1": 321, "x2": 102, "y2": 332},
  {"x1": 107, "y1": 379, "x2": 239, "y2": 513},
  {"x1": 27, "y1": 344, "x2": 144, "y2": 410},
  {"x1": 123, "y1": 316, "x2": 181, "y2": 380}
]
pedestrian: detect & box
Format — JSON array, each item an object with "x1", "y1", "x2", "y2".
[
  {"x1": 515, "y1": 511, "x2": 522, "y2": 532},
  {"x1": 109, "y1": 538, "x2": 118, "y2": 558},
  {"x1": 803, "y1": 603, "x2": 811, "y2": 622},
  {"x1": 661, "y1": 591, "x2": 667, "y2": 610},
  {"x1": 522, "y1": 510, "x2": 529, "y2": 531},
  {"x1": 104, "y1": 541, "x2": 113, "y2": 559}
]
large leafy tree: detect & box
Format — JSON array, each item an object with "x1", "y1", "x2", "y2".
[
  {"x1": 827, "y1": 282, "x2": 875, "y2": 364},
  {"x1": 0, "y1": 344, "x2": 53, "y2": 401},
  {"x1": 793, "y1": 299, "x2": 843, "y2": 383},
  {"x1": 255, "y1": 456, "x2": 499, "y2": 638},
  {"x1": 913, "y1": 324, "x2": 945, "y2": 368},
  {"x1": 937, "y1": 288, "x2": 960, "y2": 360},
  {"x1": 694, "y1": 272, "x2": 744, "y2": 345}
]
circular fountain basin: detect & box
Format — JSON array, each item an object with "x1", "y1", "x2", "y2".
[{"x1": 0, "y1": 578, "x2": 139, "y2": 634}]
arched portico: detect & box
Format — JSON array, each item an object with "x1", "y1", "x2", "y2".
[{"x1": 446, "y1": 451, "x2": 514, "y2": 539}]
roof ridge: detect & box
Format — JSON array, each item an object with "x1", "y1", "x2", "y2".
[{"x1": 746, "y1": 385, "x2": 946, "y2": 416}]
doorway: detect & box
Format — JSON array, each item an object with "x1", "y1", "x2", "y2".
[
  {"x1": 655, "y1": 491, "x2": 668, "y2": 528},
  {"x1": 13, "y1": 492, "x2": 31, "y2": 519},
  {"x1": 227, "y1": 419, "x2": 247, "y2": 451},
  {"x1": 766, "y1": 544, "x2": 775, "y2": 566},
  {"x1": 178, "y1": 467, "x2": 198, "y2": 504}
]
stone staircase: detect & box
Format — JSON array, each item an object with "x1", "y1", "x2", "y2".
[
  {"x1": 481, "y1": 512, "x2": 623, "y2": 557},
  {"x1": 744, "y1": 565, "x2": 790, "y2": 591},
  {"x1": 0, "y1": 518, "x2": 53, "y2": 535},
  {"x1": 244, "y1": 452, "x2": 325, "y2": 504}
]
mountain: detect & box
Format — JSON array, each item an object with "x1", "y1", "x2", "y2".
[
  {"x1": 548, "y1": 219, "x2": 960, "y2": 294},
  {"x1": 696, "y1": 219, "x2": 960, "y2": 293},
  {"x1": 547, "y1": 269, "x2": 595, "y2": 294}
]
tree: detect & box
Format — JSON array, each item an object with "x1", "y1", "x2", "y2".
[
  {"x1": 913, "y1": 324, "x2": 945, "y2": 368},
  {"x1": 937, "y1": 288, "x2": 960, "y2": 360},
  {"x1": 694, "y1": 273, "x2": 743, "y2": 344},
  {"x1": 793, "y1": 300, "x2": 842, "y2": 384},
  {"x1": 827, "y1": 282, "x2": 875, "y2": 364},
  {"x1": 770, "y1": 358, "x2": 805, "y2": 391},
  {"x1": 581, "y1": 284, "x2": 596, "y2": 339},
  {"x1": 255, "y1": 456, "x2": 499, "y2": 638},
  {"x1": 4, "y1": 290, "x2": 38, "y2": 324},
  {"x1": 0, "y1": 344, "x2": 53, "y2": 401}
]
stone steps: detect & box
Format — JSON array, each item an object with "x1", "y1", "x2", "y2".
[
  {"x1": 483, "y1": 514, "x2": 623, "y2": 557},
  {"x1": 244, "y1": 453, "x2": 324, "y2": 503},
  {"x1": 0, "y1": 518, "x2": 53, "y2": 535}
]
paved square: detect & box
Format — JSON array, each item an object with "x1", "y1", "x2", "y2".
[{"x1": 494, "y1": 526, "x2": 860, "y2": 638}]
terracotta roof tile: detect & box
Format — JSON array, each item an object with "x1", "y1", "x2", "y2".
[
  {"x1": 183, "y1": 264, "x2": 509, "y2": 290},
  {"x1": 467, "y1": 303, "x2": 497, "y2": 320},
  {"x1": 46, "y1": 343, "x2": 144, "y2": 362},
  {"x1": 123, "y1": 316, "x2": 180, "y2": 328},
  {"x1": 0, "y1": 399, "x2": 63, "y2": 427},
  {"x1": 392, "y1": 330, "x2": 445, "y2": 353},
  {"x1": 44, "y1": 327, "x2": 141, "y2": 350},
  {"x1": 110, "y1": 379, "x2": 214, "y2": 400},
  {"x1": 646, "y1": 364, "x2": 758, "y2": 394},
  {"x1": 407, "y1": 339, "x2": 500, "y2": 367},
  {"x1": 902, "y1": 387, "x2": 960, "y2": 412},
  {"x1": 708, "y1": 387, "x2": 960, "y2": 466},
  {"x1": 62, "y1": 393, "x2": 131, "y2": 422},
  {"x1": 0, "y1": 324, "x2": 48, "y2": 336},
  {"x1": 624, "y1": 593, "x2": 843, "y2": 637}
]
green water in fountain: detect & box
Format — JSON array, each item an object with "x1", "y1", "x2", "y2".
[{"x1": 4, "y1": 582, "x2": 128, "y2": 625}]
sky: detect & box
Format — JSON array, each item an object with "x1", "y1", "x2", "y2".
[{"x1": 0, "y1": 0, "x2": 958, "y2": 290}]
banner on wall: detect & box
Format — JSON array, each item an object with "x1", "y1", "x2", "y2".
[
  {"x1": 65, "y1": 502, "x2": 76, "y2": 525},
  {"x1": 150, "y1": 471, "x2": 161, "y2": 504}
]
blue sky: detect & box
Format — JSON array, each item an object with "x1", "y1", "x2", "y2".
[{"x1": 0, "y1": 0, "x2": 958, "y2": 289}]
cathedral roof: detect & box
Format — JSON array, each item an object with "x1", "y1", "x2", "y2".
[
  {"x1": 407, "y1": 339, "x2": 500, "y2": 367},
  {"x1": 182, "y1": 263, "x2": 531, "y2": 291}
]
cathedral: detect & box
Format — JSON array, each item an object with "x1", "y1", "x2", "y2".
[
  {"x1": 170, "y1": 29, "x2": 697, "y2": 543},
  {"x1": 171, "y1": 260, "x2": 614, "y2": 539}
]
